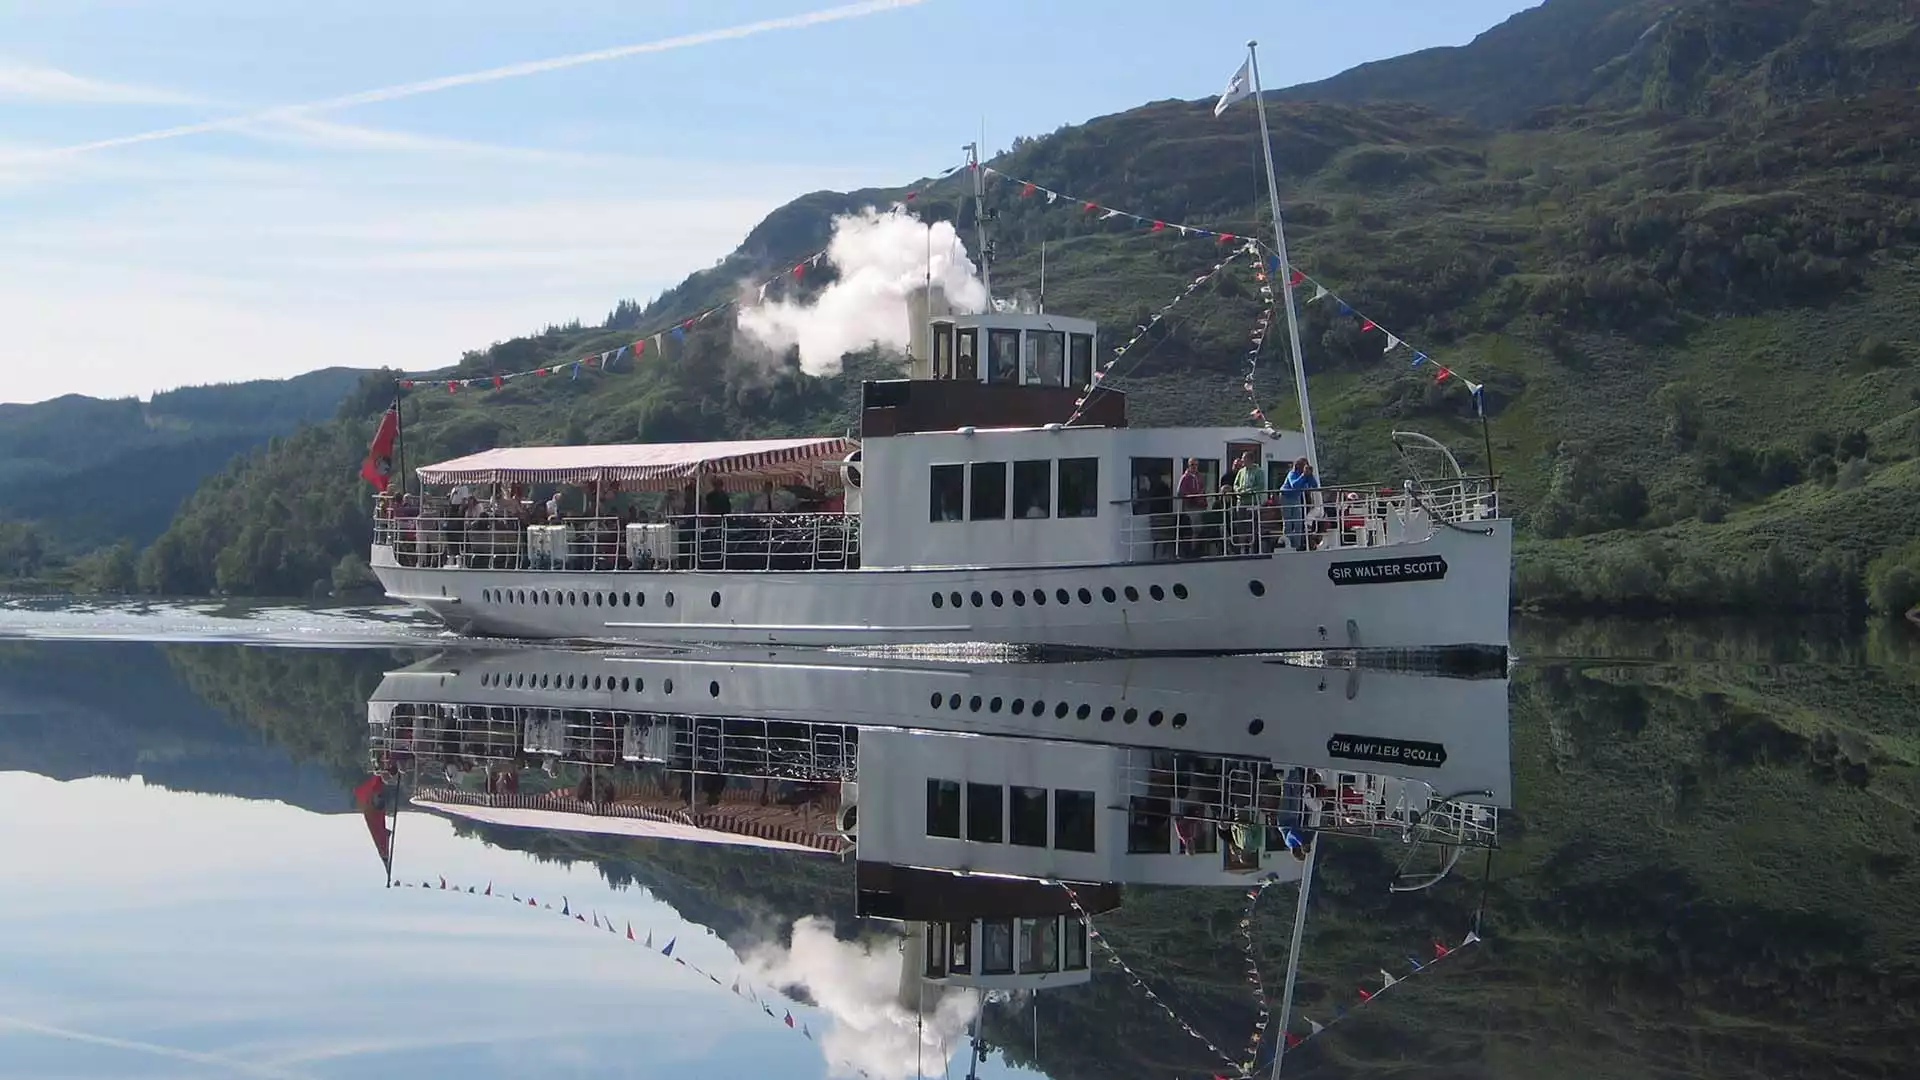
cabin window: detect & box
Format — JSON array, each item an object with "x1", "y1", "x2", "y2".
[
  {"x1": 1018, "y1": 918, "x2": 1060, "y2": 974},
  {"x1": 949, "y1": 921, "x2": 973, "y2": 974},
  {"x1": 1130, "y1": 457, "x2": 1176, "y2": 516},
  {"x1": 932, "y1": 321, "x2": 954, "y2": 379},
  {"x1": 956, "y1": 328, "x2": 979, "y2": 381},
  {"x1": 929, "y1": 464, "x2": 966, "y2": 522},
  {"x1": 1055, "y1": 789, "x2": 1096, "y2": 852},
  {"x1": 969, "y1": 462, "x2": 1008, "y2": 521},
  {"x1": 1010, "y1": 786, "x2": 1049, "y2": 847},
  {"x1": 1068, "y1": 333, "x2": 1094, "y2": 387},
  {"x1": 981, "y1": 919, "x2": 1014, "y2": 974},
  {"x1": 966, "y1": 782, "x2": 1004, "y2": 843},
  {"x1": 988, "y1": 329, "x2": 1021, "y2": 384},
  {"x1": 1127, "y1": 795, "x2": 1174, "y2": 853},
  {"x1": 1012, "y1": 459, "x2": 1052, "y2": 519},
  {"x1": 924, "y1": 922, "x2": 949, "y2": 978},
  {"x1": 1063, "y1": 920, "x2": 1088, "y2": 971},
  {"x1": 1024, "y1": 330, "x2": 1065, "y2": 386},
  {"x1": 1057, "y1": 458, "x2": 1099, "y2": 518},
  {"x1": 926, "y1": 779, "x2": 961, "y2": 838}
]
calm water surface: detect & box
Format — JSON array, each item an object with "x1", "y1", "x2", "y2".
[{"x1": 0, "y1": 599, "x2": 1915, "y2": 1080}]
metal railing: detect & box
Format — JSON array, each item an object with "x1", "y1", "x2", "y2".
[
  {"x1": 372, "y1": 497, "x2": 860, "y2": 572},
  {"x1": 1118, "y1": 749, "x2": 1499, "y2": 852},
  {"x1": 1118, "y1": 475, "x2": 1498, "y2": 562}
]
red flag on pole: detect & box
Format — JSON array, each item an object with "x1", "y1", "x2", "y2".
[
  {"x1": 359, "y1": 407, "x2": 398, "y2": 492},
  {"x1": 351, "y1": 774, "x2": 392, "y2": 872}
]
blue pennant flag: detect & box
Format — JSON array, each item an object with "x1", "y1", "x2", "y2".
[
  {"x1": 1265, "y1": 254, "x2": 1281, "y2": 273},
  {"x1": 561, "y1": 898, "x2": 570, "y2": 916},
  {"x1": 661, "y1": 937, "x2": 676, "y2": 957},
  {"x1": 671, "y1": 325, "x2": 686, "y2": 341},
  {"x1": 1411, "y1": 351, "x2": 1429, "y2": 367},
  {"x1": 1407, "y1": 956, "x2": 1425, "y2": 971},
  {"x1": 570, "y1": 361, "x2": 582, "y2": 381},
  {"x1": 1337, "y1": 302, "x2": 1352, "y2": 316}
]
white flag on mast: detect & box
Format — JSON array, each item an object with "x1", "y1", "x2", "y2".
[{"x1": 1214, "y1": 58, "x2": 1253, "y2": 116}]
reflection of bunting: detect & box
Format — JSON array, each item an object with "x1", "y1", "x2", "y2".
[
  {"x1": 1277, "y1": 930, "x2": 1483, "y2": 1055},
  {"x1": 1066, "y1": 247, "x2": 1251, "y2": 427}
]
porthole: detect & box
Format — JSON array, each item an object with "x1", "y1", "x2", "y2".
[
  {"x1": 634, "y1": 677, "x2": 645, "y2": 692},
  {"x1": 1124, "y1": 585, "x2": 1140, "y2": 602},
  {"x1": 1149, "y1": 584, "x2": 1165, "y2": 601},
  {"x1": 950, "y1": 591, "x2": 963, "y2": 608},
  {"x1": 932, "y1": 592, "x2": 945, "y2": 609},
  {"x1": 1012, "y1": 590, "x2": 1025, "y2": 607},
  {"x1": 567, "y1": 591, "x2": 577, "y2": 606},
  {"x1": 1077, "y1": 588, "x2": 1093, "y2": 604},
  {"x1": 1100, "y1": 706, "x2": 1115, "y2": 722},
  {"x1": 1010, "y1": 699, "x2": 1025, "y2": 715},
  {"x1": 1248, "y1": 718, "x2": 1265, "y2": 736},
  {"x1": 969, "y1": 695, "x2": 983, "y2": 712},
  {"x1": 1101, "y1": 586, "x2": 1117, "y2": 603},
  {"x1": 664, "y1": 678, "x2": 674, "y2": 695},
  {"x1": 1148, "y1": 710, "x2": 1164, "y2": 727},
  {"x1": 1054, "y1": 701, "x2": 1069, "y2": 719},
  {"x1": 481, "y1": 589, "x2": 491, "y2": 603},
  {"x1": 1031, "y1": 699, "x2": 1045, "y2": 716},
  {"x1": 540, "y1": 590, "x2": 550, "y2": 604},
  {"x1": 930, "y1": 692, "x2": 944, "y2": 708},
  {"x1": 1076, "y1": 704, "x2": 1091, "y2": 720},
  {"x1": 593, "y1": 675, "x2": 603, "y2": 690},
  {"x1": 1171, "y1": 712, "x2": 1188, "y2": 729},
  {"x1": 1056, "y1": 589, "x2": 1071, "y2": 605},
  {"x1": 1172, "y1": 583, "x2": 1190, "y2": 600},
  {"x1": 1033, "y1": 589, "x2": 1047, "y2": 606},
  {"x1": 636, "y1": 593, "x2": 646, "y2": 607},
  {"x1": 566, "y1": 675, "x2": 575, "y2": 689},
  {"x1": 970, "y1": 591, "x2": 984, "y2": 608},
  {"x1": 622, "y1": 592, "x2": 632, "y2": 607},
  {"x1": 595, "y1": 592, "x2": 604, "y2": 607},
  {"x1": 991, "y1": 591, "x2": 1004, "y2": 607},
  {"x1": 989, "y1": 697, "x2": 1002, "y2": 713},
  {"x1": 710, "y1": 591, "x2": 722, "y2": 609},
  {"x1": 1249, "y1": 580, "x2": 1267, "y2": 597},
  {"x1": 949, "y1": 693, "x2": 962, "y2": 710},
  {"x1": 708, "y1": 680, "x2": 720, "y2": 698},
  {"x1": 620, "y1": 677, "x2": 630, "y2": 692},
  {"x1": 540, "y1": 674, "x2": 550, "y2": 689},
  {"x1": 665, "y1": 592, "x2": 675, "y2": 608},
  {"x1": 1122, "y1": 707, "x2": 1138, "y2": 724}
]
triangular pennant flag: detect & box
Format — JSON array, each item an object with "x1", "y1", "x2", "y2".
[
  {"x1": 1285, "y1": 1032, "x2": 1303, "y2": 1048},
  {"x1": 575, "y1": 913, "x2": 586, "y2": 922},
  {"x1": 1150, "y1": 220, "x2": 1166, "y2": 232},
  {"x1": 1100, "y1": 208, "x2": 1121, "y2": 220},
  {"x1": 528, "y1": 898, "x2": 537, "y2": 907},
  {"x1": 606, "y1": 919, "x2": 615, "y2": 934},
  {"x1": 1306, "y1": 1018, "x2": 1325, "y2": 1035},
  {"x1": 1310, "y1": 284, "x2": 1329, "y2": 302},
  {"x1": 1359, "y1": 318, "x2": 1377, "y2": 333},
  {"x1": 446, "y1": 380, "x2": 457, "y2": 393},
  {"x1": 1217, "y1": 232, "x2": 1236, "y2": 245},
  {"x1": 491, "y1": 374, "x2": 503, "y2": 388},
  {"x1": 466, "y1": 885, "x2": 475, "y2": 894},
  {"x1": 784, "y1": 1011, "x2": 795, "y2": 1027},
  {"x1": 1337, "y1": 302, "x2": 1352, "y2": 316},
  {"x1": 1381, "y1": 970, "x2": 1400, "y2": 988},
  {"x1": 1019, "y1": 182, "x2": 1035, "y2": 197},
  {"x1": 631, "y1": 338, "x2": 645, "y2": 356},
  {"x1": 1045, "y1": 191, "x2": 1057, "y2": 203},
  {"x1": 561, "y1": 899, "x2": 570, "y2": 916},
  {"x1": 671, "y1": 326, "x2": 685, "y2": 342},
  {"x1": 1287, "y1": 269, "x2": 1305, "y2": 287},
  {"x1": 756, "y1": 281, "x2": 770, "y2": 302},
  {"x1": 1433, "y1": 940, "x2": 1452, "y2": 958},
  {"x1": 592, "y1": 913, "x2": 600, "y2": 928},
  {"x1": 1434, "y1": 366, "x2": 1453, "y2": 383},
  {"x1": 791, "y1": 262, "x2": 805, "y2": 279},
  {"x1": 1384, "y1": 334, "x2": 1402, "y2": 351},
  {"x1": 1357, "y1": 987, "x2": 1374, "y2": 1002},
  {"x1": 730, "y1": 978, "x2": 740, "y2": 994},
  {"x1": 483, "y1": 883, "x2": 492, "y2": 896},
  {"x1": 1407, "y1": 956, "x2": 1425, "y2": 971},
  {"x1": 1463, "y1": 931, "x2": 1482, "y2": 946},
  {"x1": 1410, "y1": 351, "x2": 1428, "y2": 367},
  {"x1": 645, "y1": 931, "x2": 654, "y2": 947},
  {"x1": 438, "y1": 877, "x2": 447, "y2": 890},
  {"x1": 651, "y1": 333, "x2": 663, "y2": 353},
  {"x1": 1083, "y1": 201, "x2": 1099, "y2": 213},
  {"x1": 662, "y1": 937, "x2": 676, "y2": 956},
  {"x1": 803, "y1": 1023, "x2": 812, "y2": 1040}
]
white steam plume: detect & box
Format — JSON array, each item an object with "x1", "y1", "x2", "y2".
[
  {"x1": 737, "y1": 206, "x2": 988, "y2": 374},
  {"x1": 8, "y1": 0, "x2": 929, "y2": 162},
  {"x1": 743, "y1": 917, "x2": 979, "y2": 1080}
]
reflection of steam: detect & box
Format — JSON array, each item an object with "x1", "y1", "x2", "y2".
[
  {"x1": 737, "y1": 206, "x2": 988, "y2": 374},
  {"x1": 743, "y1": 917, "x2": 978, "y2": 1080}
]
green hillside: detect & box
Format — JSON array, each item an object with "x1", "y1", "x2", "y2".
[
  {"x1": 0, "y1": 366, "x2": 368, "y2": 591},
  {"x1": 49, "y1": 0, "x2": 1920, "y2": 613}
]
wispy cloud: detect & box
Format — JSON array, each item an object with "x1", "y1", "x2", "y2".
[
  {"x1": 0, "y1": 61, "x2": 200, "y2": 105},
  {"x1": 10, "y1": 0, "x2": 929, "y2": 162}
]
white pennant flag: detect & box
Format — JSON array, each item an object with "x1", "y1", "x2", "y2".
[
  {"x1": 1214, "y1": 58, "x2": 1253, "y2": 117},
  {"x1": 1381, "y1": 969, "x2": 1400, "y2": 988},
  {"x1": 1310, "y1": 284, "x2": 1329, "y2": 302},
  {"x1": 1384, "y1": 334, "x2": 1401, "y2": 351},
  {"x1": 756, "y1": 281, "x2": 769, "y2": 302},
  {"x1": 1306, "y1": 1018, "x2": 1325, "y2": 1035}
]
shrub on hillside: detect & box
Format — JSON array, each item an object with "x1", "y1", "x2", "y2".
[{"x1": 1866, "y1": 540, "x2": 1920, "y2": 617}]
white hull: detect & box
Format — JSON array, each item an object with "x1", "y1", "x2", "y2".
[{"x1": 372, "y1": 518, "x2": 1510, "y2": 654}]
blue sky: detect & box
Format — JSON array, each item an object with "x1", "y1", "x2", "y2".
[
  {"x1": 0, "y1": 771, "x2": 1042, "y2": 1080},
  {"x1": 0, "y1": 0, "x2": 1541, "y2": 405}
]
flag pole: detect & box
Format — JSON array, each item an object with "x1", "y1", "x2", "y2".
[
  {"x1": 1246, "y1": 40, "x2": 1319, "y2": 475},
  {"x1": 1267, "y1": 843, "x2": 1317, "y2": 1078}
]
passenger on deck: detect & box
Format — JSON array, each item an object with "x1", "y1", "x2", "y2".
[
  {"x1": 702, "y1": 477, "x2": 732, "y2": 517},
  {"x1": 679, "y1": 482, "x2": 697, "y2": 517},
  {"x1": 1177, "y1": 458, "x2": 1207, "y2": 557},
  {"x1": 1280, "y1": 458, "x2": 1319, "y2": 551}
]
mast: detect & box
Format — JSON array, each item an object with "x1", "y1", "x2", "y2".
[
  {"x1": 966, "y1": 141, "x2": 993, "y2": 305},
  {"x1": 1267, "y1": 844, "x2": 1317, "y2": 1077},
  {"x1": 1247, "y1": 40, "x2": 1320, "y2": 474}
]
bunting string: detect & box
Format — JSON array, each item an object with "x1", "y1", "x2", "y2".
[
  {"x1": 1239, "y1": 251, "x2": 1280, "y2": 437},
  {"x1": 393, "y1": 249, "x2": 831, "y2": 393},
  {"x1": 1275, "y1": 929, "x2": 1484, "y2": 1057},
  {"x1": 1053, "y1": 879, "x2": 1260, "y2": 1077},
  {"x1": 1065, "y1": 246, "x2": 1251, "y2": 427},
  {"x1": 397, "y1": 877, "x2": 861, "y2": 1071},
  {"x1": 971, "y1": 166, "x2": 1489, "y2": 415}
]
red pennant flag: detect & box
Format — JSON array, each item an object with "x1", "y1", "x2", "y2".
[
  {"x1": 903, "y1": 190, "x2": 918, "y2": 201},
  {"x1": 792, "y1": 263, "x2": 805, "y2": 279},
  {"x1": 351, "y1": 774, "x2": 392, "y2": 870},
  {"x1": 446, "y1": 380, "x2": 457, "y2": 393},
  {"x1": 1287, "y1": 269, "x2": 1305, "y2": 287},
  {"x1": 1434, "y1": 366, "x2": 1453, "y2": 384},
  {"x1": 398, "y1": 379, "x2": 414, "y2": 389},
  {"x1": 1433, "y1": 940, "x2": 1452, "y2": 958},
  {"x1": 1285, "y1": 1032, "x2": 1303, "y2": 1048},
  {"x1": 784, "y1": 1012, "x2": 795, "y2": 1027},
  {"x1": 680, "y1": 318, "x2": 695, "y2": 330},
  {"x1": 1357, "y1": 987, "x2": 1374, "y2": 1002},
  {"x1": 1359, "y1": 318, "x2": 1376, "y2": 332},
  {"x1": 528, "y1": 898, "x2": 537, "y2": 906},
  {"x1": 535, "y1": 367, "x2": 548, "y2": 376},
  {"x1": 1019, "y1": 182, "x2": 1035, "y2": 197},
  {"x1": 1083, "y1": 201, "x2": 1099, "y2": 213},
  {"x1": 632, "y1": 339, "x2": 646, "y2": 356},
  {"x1": 1150, "y1": 220, "x2": 1166, "y2": 232},
  {"x1": 359, "y1": 407, "x2": 398, "y2": 492},
  {"x1": 438, "y1": 877, "x2": 447, "y2": 890},
  {"x1": 491, "y1": 374, "x2": 503, "y2": 388},
  {"x1": 626, "y1": 923, "x2": 635, "y2": 940},
  {"x1": 1217, "y1": 232, "x2": 1236, "y2": 245}
]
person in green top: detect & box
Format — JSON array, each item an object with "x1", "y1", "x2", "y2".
[{"x1": 1233, "y1": 452, "x2": 1267, "y2": 507}]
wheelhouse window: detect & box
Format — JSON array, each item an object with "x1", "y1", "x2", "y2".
[
  {"x1": 970, "y1": 462, "x2": 1008, "y2": 521},
  {"x1": 1012, "y1": 460, "x2": 1052, "y2": 519},
  {"x1": 1069, "y1": 332, "x2": 1094, "y2": 388},
  {"x1": 1063, "y1": 920, "x2": 1088, "y2": 971},
  {"x1": 966, "y1": 782, "x2": 1004, "y2": 843},
  {"x1": 1055, "y1": 789, "x2": 1096, "y2": 852},
  {"x1": 932, "y1": 321, "x2": 955, "y2": 379},
  {"x1": 988, "y1": 329, "x2": 1021, "y2": 384},
  {"x1": 1024, "y1": 330, "x2": 1065, "y2": 386},
  {"x1": 1010, "y1": 786, "x2": 1049, "y2": 847},
  {"x1": 929, "y1": 464, "x2": 965, "y2": 522},
  {"x1": 1057, "y1": 458, "x2": 1099, "y2": 518},
  {"x1": 924, "y1": 922, "x2": 948, "y2": 978},
  {"x1": 949, "y1": 921, "x2": 973, "y2": 974},
  {"x1": 956, "y1": 328, "x2": 979, "y2": 381},
  {"x1": 1018, "y1": 918, "x2": 1060, "y2": 974},
  {"x1": 1130, "y1": 457, "x2": 1175, "y2": 516},
  {"x1": 981, "y1": 919, "x2": 1014, "y2": 974},
  {"x1": 926, "y1": 779, "x2": 961, "y2": 838}
]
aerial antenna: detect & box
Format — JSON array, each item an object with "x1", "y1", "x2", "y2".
[
  {"x1": 1039, "y1": 240, "x2": 1046, "y2": 314},
  {"x1": 966, "y1": 139, "x2": 992, "y2": 304}
]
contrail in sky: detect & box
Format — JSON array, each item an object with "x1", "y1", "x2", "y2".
[{"x1": 20, "y1": 0, "x2": 928, "y2": 160}]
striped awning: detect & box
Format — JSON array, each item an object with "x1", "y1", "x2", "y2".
[{"x1": 414, "y1": 436, "x2": 857, "y2": 490}]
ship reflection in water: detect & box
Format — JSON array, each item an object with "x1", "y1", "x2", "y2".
[{"x1": 365, "y1": 646, "x2": 1511, "y2": 1078}]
